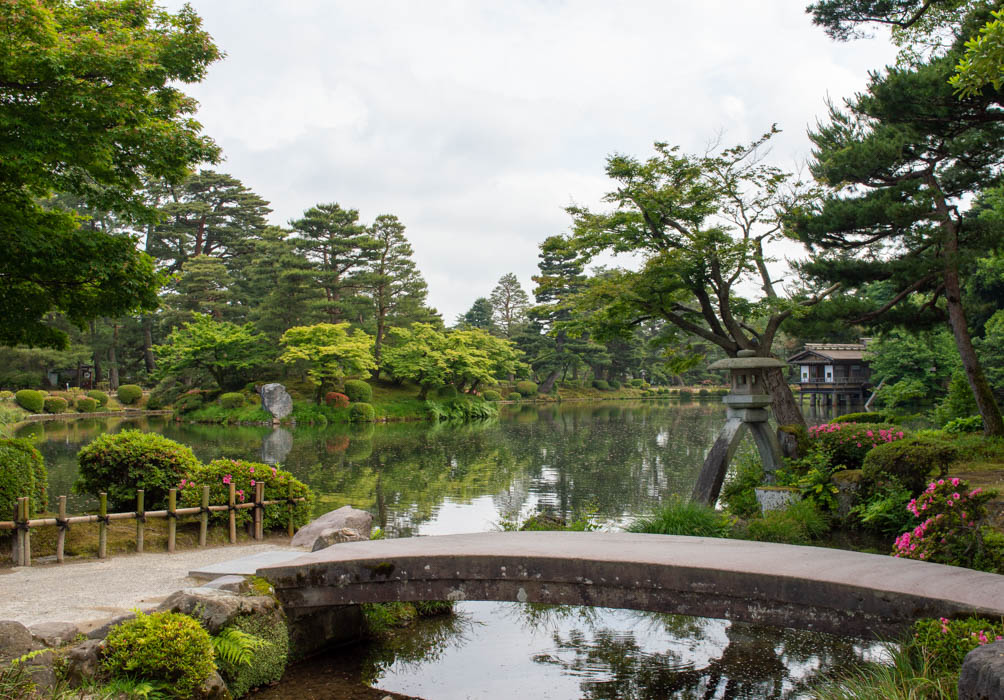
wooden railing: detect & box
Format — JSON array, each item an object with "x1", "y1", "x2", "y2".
[{"x1": 2, "y1": 483, "x2": 306, "y2": 567}]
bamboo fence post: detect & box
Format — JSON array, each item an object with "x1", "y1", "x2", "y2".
[
  {"x1": 167, "y1": 488, "x2": 177, "y2": 553},
  {"x1": 11, "y1": 501, "x2": 21, "y2": 567},
  {"x1": 97, "y1": 493, "x2": 107, "y2": 559},
  {"x1": 228, "y1": 483, "x2": 236, "y2": 544},
  {"x1": 199, "y1": 486, "x2": 209, "y2": 547},
  {"x1": 56, "y1": 495, "x2": 66, "y2": 564},
  {"x1": 287, "y1": 481, "x2": 294, "y2": 538},
  {"x1": 254, "y1": 482, "x2": 264, "y2": 541},
  {"x1": 136, "y1": 490, "x2": 144, "y2": 554}
]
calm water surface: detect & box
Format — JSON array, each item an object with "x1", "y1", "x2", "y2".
[{"x1": 22, "y1": 399, "x2": 878, "y2": 699}]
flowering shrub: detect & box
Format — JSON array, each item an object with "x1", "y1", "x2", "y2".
[
  {"x1": 912, "y1": 616, "x2": 1004, "y2": 674},
  {"x1": 179, "y1": 459, "x2": 313, "y2": 532},
  {"x1": 324, "y1": 391, "x2": 349, "y2": 408},
  {"x1": 892, "y1": 477, "x2": 1001, "y2": 571},
  {"x1": 807, "y1": 422, "x2": 905, "y2": 469}
]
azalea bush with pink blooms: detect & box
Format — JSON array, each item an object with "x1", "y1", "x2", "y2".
[
  {"x1": 179, "y1": 458, "x2": 313, "y2": 532},
  {"x1": 807, "y1": 422, "x2": 906, "y2": 469},
  {"x1": 912, "y1": 615, "x2": 1004, "y2": 674},
  {"x1": 892, "y1": 477, "x2": 1002, "y2": 572}
]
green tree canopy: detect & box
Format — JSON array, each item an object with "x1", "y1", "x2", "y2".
[
  {"x1": 489, "y1": 273, "x2": 530, "y2": 339},
  {"x1": 279, "y1": 323, "x2": 377, "y2": 401},
  {"x1": 154, "y1": 314, "x2": 272, "y2": 391}
]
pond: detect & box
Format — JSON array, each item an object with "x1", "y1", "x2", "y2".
[{"x1": 20, "y1": 399, "x2": 880, "y2": 698}]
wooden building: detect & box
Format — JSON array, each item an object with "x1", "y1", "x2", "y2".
[{"x1": 787, "y1": 340, "x2": 872, "y2": 408}]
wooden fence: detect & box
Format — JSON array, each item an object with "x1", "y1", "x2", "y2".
[{"x1": 2, "y1": 483, "x2": 306, "y2": 567}]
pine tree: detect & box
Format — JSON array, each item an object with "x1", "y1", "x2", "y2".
[{"x1": 489, "y1": 273, "x2": 530, "y2": 339}]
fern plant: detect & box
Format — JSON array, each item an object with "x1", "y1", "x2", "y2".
[{"x1": 211, "y1": 627, "x2": 263, "y2": 668}]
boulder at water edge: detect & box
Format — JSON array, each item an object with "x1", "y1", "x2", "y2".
[
  {"x1": 959, "y1": 641, "x2": 1004, "y2": 700},
  {"x1": 311, "y1": 527, "x2": 369, "y2": 551},
  {"x1": 157, "y1": 588, "x2": 277, "y2": 634},
  {"x1": 260, "y1": 383, "x2": 293, "y2": 420},
  {"x1": 291, "y1": 505, "x2": 373, "y2": 548}
]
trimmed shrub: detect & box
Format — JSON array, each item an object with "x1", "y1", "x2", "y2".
[
  {"x1": 75, "y1": 397, "x2": 98, "y2": 413},
  {"x1": 76, "y1": 431, "x2": 200, "y2": 510},
  {"x1": 14, "y1": 390, "x2": 45, "y2": 413},
  {"x1": 179, "y1": 459, "x2": 313, "y2": 532},
  {"x1": 862, "y1": 436, "x2": 957, "y2": 494},
  {"x1": 174, "y1": 390, "x2": 204, "y2": 414},
  {"x1": 103, "y1": 610, "x2": 216, "y2": 698},
  {"x1": 592, "y1": 379, "x2": 610, "y2": 390},
  {"x1": 944, "y1": 416, "x2": 983, "y2": 434},
  {"x1": 435, "y1": 385, "x2": 458, "y2": 399},
  {"x1": 482, "y1": 390, "x2": 502, "y2": 401},
  {"x1": 43, "y1": 396, "x2": 68, "y2": 414},
  {"x1": 145, "y1": 394, "x2": 164, "y2": 410},
  {"x1": 349, "y1": 402, "x2": 376, "y2": 422},
  {"x1": 86, "y1": 389, "x2": 109, "y2": 407},
  {"x1": 515, "y1": 380, "x2": 538, "y2": 397},
  {"x1": 343, "y1": 379, "x2": 373, "y2": 403},
  {"x1": 218, "y1": 611, "x2": 289, "y2": 698},
  {"x1": 831, "y1": 411, "x2": 887, "y2": 424},
  {"x1": 324, "y1": 391, "x2": 349, "y2": 408},
  {"x1": 629, "y1": 379, "x2": 644, "y2": 388},
  {"x1": 116, "y1": 384, "x2": 143, "y2": 405},
  {"x1": 0, "y1": 390, "x2": 13, "y2": 400},
  {"x1": 807, "y1": 422, "x2": 906, "y2": 470},
  {"x1": 507, "y1": 392, "x2": 522, "y2": 401},
  {"x1": 608, "y1": 379, "x2": 621, "y2": 390},
  {"x1": 220, "y1": 392, "x2": 245, "y2": 410},
  {"x1": 0, "y1": 438, "x2": 47, "y2": 516}
]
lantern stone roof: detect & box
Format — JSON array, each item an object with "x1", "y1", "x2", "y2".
[{"x1": 708, "y1": 350, "x2": 787, "y2": 371}]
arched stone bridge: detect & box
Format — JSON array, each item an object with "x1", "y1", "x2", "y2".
[{"x1": 258, "y1": 531, "x2": 1004, "y2": 642}]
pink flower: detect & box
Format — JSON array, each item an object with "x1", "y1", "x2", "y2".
[
  {"x1": 249, "y1": 466, "x2": 254, "y2": 474},
  {"x1": 250, "y1": 479, "x2": 256, "y2": 486},
  {"x1": 223, "y1": 474, "x2": 232, "y2": 485},
  {"x1": 237, "y1": 490, "x2": 245, "y2": 502},
  {"x1": 180, "y1": 479, "x2": 187, "y2": 487},
  {"x1": 952, "y1": 493, "x2": 960, "y2": 501},
  {"x1": 951, "y1": 478, "x2": 960, "y2": 486}
]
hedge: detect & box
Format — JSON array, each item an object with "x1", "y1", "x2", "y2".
[
  {"x1": 0, "y1": 438, "x2": 48, "y2": 516},
  {"x1": 507, "y1": 392, "x2": 522, "y2": 401},
  {"x1": 343, "y1": 379, "x2": 372, "y2": 403},
  {"x1": 349, "y1": 402, "x2": 376, "y2": 422},
  {"x1": 14, "y1": 390, "x2": 45, "y2": 413},
  {"x1": 515, "y1": 381, "x2": 538, "y2": 397},
  {"x1": 117, "y1": 384, "x2": 143, "y2": 405},
  {"x1": 807, "y1": 422, "x2": 905, "y2": 470},
  {"x1": 592, "y1": 379, "x2": 610, "y2": 390},
  {"x1": 482, "y1": 390, "x2": 502, "y2": 401},
  {"x1": 220, "y1": 392, "x2": 245, "y2": 410},
  {"x1": 862, "y1": 437, "x2": 958, "y2": 494},
  {"x1": 831, "y1": 411, "x2": 888, "y2": 424},
  {"x1": 86, "y1": 390, "x2": 109, "y2": 406},
  {"x1": 608, "y1": 379, "x2": 621, "y2": 389},
  {"x1": 43, "y1": 396, "x2": 68, "y2": 414}
]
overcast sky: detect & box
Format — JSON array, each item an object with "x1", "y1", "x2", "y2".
[{"x1": 163, "y1": 0, "x2": 896, "y2": 322}]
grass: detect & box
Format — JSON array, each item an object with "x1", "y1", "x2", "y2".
[
  {"x1": 811, "y1": 641, "x2": 958, "y2": 700},
  {"x1": 628, "y1": 499, "x2": 735, "y2": 537}
]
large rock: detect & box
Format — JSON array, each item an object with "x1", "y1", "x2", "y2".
[
  {"x1": 202, "y1": 575, "x2": 252, "y2": 595},
  {"x1": 260, "y1": 427, "x2": 293, "y2": 464},
  {"x1": 960, "y1": 641, "x2": 1004, "y2": 700},
  {"x1": 65, "y1": 639, "x2": 105, "y2": 687},
  {"x1": 311, "y1": 527, "x2": 368, "y2": 552},
  {"x1": 29, "y1": 621, "x2": 79, "y2": 648},
  {"x1": 202, "y1": 670, "x2": 233, "y2": 700},
  {"x1": 260, "y1": 383, "x2": 293, "y2": 420},
  {"x1": 86, "y1": 613, "x2": 135, "y2": 640},
  {"x1": 291, "y1": 506, "x2": 373, "y2": 548},
  {"x1": 0, "y1": 620, "x2": 37, "y2": 661},
  {"x1": 23, "y1": 649, "x2": 57, "y2": 692},
  {"x1": 157, "y1": 588, "x2": 277, "y2": 634}
]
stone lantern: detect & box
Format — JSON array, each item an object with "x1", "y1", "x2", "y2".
[{"x1": 692, "y1": 350, "x2": 786, "y2": 505}]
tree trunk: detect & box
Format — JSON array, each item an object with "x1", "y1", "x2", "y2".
[
  {"x1": 142, "y1": 316, "x2": 156, "y2": 373},
  {"x1": 90, "y1": 320, "x2": 102, "y2": 388},
  {"x1": 763, "y1": 366, "x2": 805, "y2": 428},
  {"x1": 108, "y1": 324, "x2": 120, "y2": 391},
  {"x1": 538, "y1": 368, "x2": 561, "y2": 395}
]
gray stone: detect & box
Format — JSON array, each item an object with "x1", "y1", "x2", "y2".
[
  {"x1": 311, "y1": 527, "x2": 368, "y2": 552},
  {"x1": 959, "y1": 640, "x2": 1004, "y2": 700},
  {"x1": 0, "y1": 620, "x2": 37, "y2": 661},
  {"x1": 202, "y1": 575, "x2": 252, "y2": 594},
  {"x1": 66, "y1": 639, "x2": 105, "y2": 687},
  {"x1": 202, "y1": 670, "x2": 233, "y2": 700},
  {"x1": 291, "y1": 506, "x2": 372, "y2": 548},
  {"x1": 260, "y1": 383, "x2": 293, "y2": 420},
  {"x1": 260, "y1": 427, "x2": 293, "y2": 464},
  {"x1": 86, "y1": 613, "x2": 135, "y2": 640},
  {"x1": 284, "y1": 604, "x2": 364, "y2": 660},
  {"x1": 755, "y1": 486, "x2": 802, "y2": 514},
  {"x1": 157, "y1": 587, "x2": 277, "y2": 634},
  {"x1": 23, "y1": 648, "x2": 57, "y2": 692},
  {"x1": 189, "y1": 550, "x2": 304, "y2": 580},
  {"x1": 29, "y1": 621, "x2": 80, "y2": 647}
]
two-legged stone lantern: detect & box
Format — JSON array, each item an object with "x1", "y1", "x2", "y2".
[{"x1": 692, "y1": 350, "x2": 786, "y2": 505}]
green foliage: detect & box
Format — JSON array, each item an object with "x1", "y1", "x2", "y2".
[
  {"x1": 219, "y1": 392, "x2": 245, "y2": 410},
  {"x1": 778, "y1": 424, "x2": 810, "y2": 457},
  {"x1": 740, "y1": 500, "x2": 831, "y2": 545},
  {"x1": 343, "y1": 379, "x2": 373, "y2": 403},
  {"x1": 14, "y1": 390, "x2": 44, "y2": 413},
  {"x1": 932, "y1": 370, "x2": 980, "y2": 427},
  {"x1": 0, "y1": 438, "x2": 47, "y2": 516},
  {"x1": 157, "y1": 315, "x2": 274, "y2": 392},
  {"x1": 944, "y1": 415, "x2": 984, "y2": 433},
  {"x1": 362, "y1": 600, "x2": 455, "y2": 637},
  {"x1": 608, "y1": 379, "x2": 621, "y2": 389},
  {"x1": 97, "y1": 677, "x2": 172, "y2": 699},
  {"x1": 104, "y1": 611, "x2": 216, "y2": 698},
  {"x1": 217, "y1": 613, "x2": 288, "y2": 698},
  {"x1": 324, "y1": 392, "x2": 349, "y2": 408},
  {"x1": 75, "y1": 430, "x2": 200, "y2": 510},
  {"x1": 507, "y1": 391, "x2": 522, "y2": 401},
  {"x1": 779, "y1": 452, "x2": 840, "y2": 513},
  {"x1": 808, "y1": 422, "x2": 906, "y2": 470},
  {"x1": 211, "y1": 627, "x2": 262, "y2": 669},
  {"x1": 0, "y1": 391, "x2": 12, "y2": 400},
  {"x1": 952, "y1": 7, "x2": 1004, "y2": 96},
  {"x1": 280, "y1": 323, "x2": 376, "y2": 400},
  {"x1": 877, "y1": 379, "x2": 930, "y2": 410},
  {"x1": 433, "y1": 384, "x2": 458, "y2": 399},
  {"x1": 851, "y1": 486, "x2": 915, "y2": 537},
  {"x1": 349, "y1": 402, "x2": 376, "y2": 422},
  {"x1": 179, "y1": 459, "x2": 313, "y2": 531},
  {"x1": 628, "y1": 498, "x2": 735, "y2": 537},
  {"x1": 42, "y1": 396, "x2": 67, "y2": 414},
  {"x1": 862, "y1": 437, "x2": 957, "y2": 494},
  {"x1": 832, "y1": 411, "x2": 888, "y2": 424},
  {"x1": 482, "y1": 390, "x2": 502, "y2": 401},
  {"x1": 592, "y1": 379, "x2": 610, "y2": 390},
  {"x1": 720, "y1": 454, "x2": 764, "y2": 519},
  {"x1": 515, "y1": 380, "x2": 538, "y2": 396},
  {"x1": 912, "y1": 616, "x2": 1004, "y2": 675},
  {"x1": 425, "y1": 397, "x2": 498, "y2": 422},
  {"x1": 86, "y1": 390, "x2": 109, "y2": 407},
  {"x1": 173, "y1": 390, "x2": 205, "y2": 415},
  {"x1": 75, "y1": 397, "x2": 98, "y2": 412},
  {"x1": 116, "y1": 384, "x2": 143, "y2": 405}
]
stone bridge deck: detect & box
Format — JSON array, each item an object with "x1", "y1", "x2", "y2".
[{"x1": 258, "y1": 531, "x2": 1004, "y2": 640}]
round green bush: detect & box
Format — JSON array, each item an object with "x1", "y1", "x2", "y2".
[
  {"x1": 116, "y1": 384, "x2": 143, "y2": 405},
  {"x1": 592, "y1": 379, "x2": 610, "y2": 390},
  {"x1": 862, "y1": 436, "x2": 958, "y2": 494},
  {"x1": 0, "y1": 439, "x2": 48, "y2": 516},
  {"x1": 831, "y1": 411, "x2": 888, "y2": 424},
  {"x1": 629, "y1": 379, "x2": 644, "y2": 388},
  {"x1": 75, "y1": 397, "x2": 98, "y2": 413},
  {"x1": 103, "y1": 610, "x2": 216, "y2": 698},
  {"x1": 0, "y1": 390, "x2": 13, "y2": 400},
  {"x1": 76, "y1": 431, "x2": 201, "y2": 510},
  {"x1": 174, "y1": 391, "x2": 204, "y2": 414},
  {"x1": 507, "y1": 391, "x2": 522, "y2": 401},
  {"x1": 349, "y1": 402, "x2": 376, "y2": 422},
  {"x1": 86, "y1": 390, "x2": 109, "y2": 407},
  {"x1": 43, "y1": 396, "x2": 67, "y2": 414},
  {"x1": 515, "y1": 380, "x2": 538, "y2": 397},
  {"x1": 482, "y1": 390, "x2": 502, "y2": 401},
  {"x1": 219, "y1": 392, "x2": 245, "y2": 410},
  {"x1": 14, "y1": 390, "x2": 45, "y2": 413},
  {"x1": 343, "y1": 379, "x2": 373, "y2": 403},
  {"x1": 435, "y1": 384, "x2": 458, "y2": 399},
  {"x1": 608, "y1": 379, "x2": 621, "y2": 390}
]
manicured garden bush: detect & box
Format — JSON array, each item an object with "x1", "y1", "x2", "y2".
[
  {"x1": 220, "y1": 392, "x2": 245, "y2": 410},
  {"x1": 435, "y1": 385, "x2": 458, "y2": 399},
  {"x1": 42, "y1": 396, "x2": 67, "y2": 414},
  {"x1": 507, "y1": 392, "x2": 522, "y2": 401},
  {"x1": 116, "y1": 384, "x2": 143, "y2": 405},
  {"x1": 608, "y1": 379, "x2": 621, "y2": 390},
  {"x1": 179, "y1": 459, "x2": 313, "y2": 532},
  {"x1": 324, "y1": 391, "x2": 349, "y2": 408},
  {"x1": 75, "y1": 397, "x2": 99, "y2": 413},
  {"x1": 629, "y1": 379, "x2": 644, "y2": 388},
  {"x1": 86, "y1": 389, "x2": 109, "y2": 406},
  {"x1": 349, "y1": 402, "x2": 376, "y2": 422},
  {"x1": 174, "y1": 390, "x2": 205, "y2": 414},
  {"x1": 482, "y1": 390, "x2": 502, "y2": 401},
  {"x1": 862, "y1": 436, "x2": 956, "y2": 494},
  {"x1": 343, "y1": 379, "x2": 372, "y2": 403},
  {"x1": 515, "y1": 380, "x2": 538, "y2": 397},
  {"x1": 103, "y1": 610, "x2": 216, "y2": 698},
  {"x1": 14, "y1": 390, "x2": 45, "y2": 413},
  {"x1": 217, "y1": 611, "x2": 289, "y2": 698},
  {"x1": 592, "y1": 379, "x2": 610, "y2": 390},
  {"x1": 831, "y1": 411, "x2": 887, "y2": 424},
  {"x1": 0, "y1": 438, "x2": 47, "y2": 516},
  {"x1": 807, "y1": 422, "x2": 905, "y2": 470},
  {"x1": 76, "y1": 431, "x2": 200, "y2": 509},
  {"x1": 943, "y1": 415, "x2": 983, "y2": 433}
]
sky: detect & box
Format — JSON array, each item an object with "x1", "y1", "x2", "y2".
[{"x1": 163, "y1": 0, "x2": 897, "y2": 322}]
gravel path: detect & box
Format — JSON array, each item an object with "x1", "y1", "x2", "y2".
[{"x1": 0, "y1": 542, "x2": 300, "y2": 630}]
